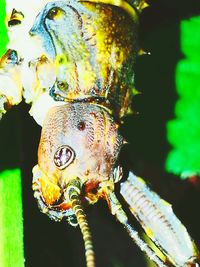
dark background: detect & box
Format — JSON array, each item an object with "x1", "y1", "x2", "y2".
[{"x1": 1, "y1": 0, "x2": 200, "y2": 266}]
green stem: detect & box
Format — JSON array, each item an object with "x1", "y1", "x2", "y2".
[
  {"x1": 0, "y1": 169, "x2": 24, "y2": 267},
  {"x1": 0, "y1": 0, "x2": 9, "y2": 56}
]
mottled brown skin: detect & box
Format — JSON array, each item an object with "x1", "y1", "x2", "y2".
[
  {"x1": 30, "y1": 0, "x2": 138, "y2": 220},
  {"x1": 36, "y1": 102, "x2": 123, "y2": 210},
  {"x1": 30, "y1": 0, "x2": 139, "y2": 119}
]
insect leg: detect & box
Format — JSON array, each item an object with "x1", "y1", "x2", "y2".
[
  {"x1": 120, "y1": 172, "x2": 199, "y2": 267},
  {"x1": 105, "y1": 189, "x2": 168, "y2": 267},
  {"x1": 65, "y1": 179, "x2": 96, "y2": 267}
]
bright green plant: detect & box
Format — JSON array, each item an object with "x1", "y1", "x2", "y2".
[{"x1": 166, "y1": 17, "x2": 200, "y2": 178}]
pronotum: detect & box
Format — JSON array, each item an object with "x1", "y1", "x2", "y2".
[{"x1": 0, "y1": 0, "x2": 199, "y2": 266}]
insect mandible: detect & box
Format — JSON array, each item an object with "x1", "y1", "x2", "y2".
[{"x1": 0, "y1": 0, "x2": 199, "y2": 267}]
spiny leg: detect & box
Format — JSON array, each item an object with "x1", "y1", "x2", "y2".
[
  {"x1": 120, "y1": 172, "x2": 199, "y2": 267},
  {"x1": 65, "y1": 179, "x2": 96, "y2": 267},
  {"x1": 106, "y1": 190, "x2": 168, "y2": 267},
  {"x1": 123, "y1": 223, "x2": 167, "y2": 267}
]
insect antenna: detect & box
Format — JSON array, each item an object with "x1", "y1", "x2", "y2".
[{"x1": 66, "y1": 179, "x2": 96, "y2": 267}]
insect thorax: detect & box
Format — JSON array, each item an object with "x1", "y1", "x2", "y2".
[{"x1": 30, "y1": 0, "x2": 139, "y2": 119}]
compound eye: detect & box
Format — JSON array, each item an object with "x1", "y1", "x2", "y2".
[
  {"x1": 46, "y1": 7, "x2": 64, "y2": 20},
  {"x1": 54, "y1": 145, "x2": 75, "y2": 170}
]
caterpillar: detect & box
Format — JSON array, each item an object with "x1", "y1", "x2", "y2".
[{"x1": 0, "y1": 0, "x2": 199, "y2": 266}]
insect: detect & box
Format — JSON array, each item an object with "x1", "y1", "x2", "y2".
[{"x1": 0, "y1": 0, "x2": 199, "y2": 266}]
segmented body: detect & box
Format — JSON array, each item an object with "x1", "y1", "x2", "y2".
[{"x1": 0, "y1": 1, "x2": 199, "y2": 267}]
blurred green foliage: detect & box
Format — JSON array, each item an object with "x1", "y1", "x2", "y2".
[
  {"x1": 166, "y1": 17, "x2": 200, "y2": 178},
  {"x1": 0, "y1": 0, "x2": 8, "y2": 56}
]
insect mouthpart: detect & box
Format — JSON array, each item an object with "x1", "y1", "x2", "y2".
[{"x1": 54, "y1": 145, "x2": 75, "y2": 170}]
